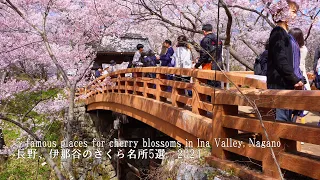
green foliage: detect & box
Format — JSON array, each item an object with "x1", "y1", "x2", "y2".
[
  {"x1": 3, "y1": 88, "x2": 61, "y2": 117},
  {"x1": 44, "y1": 120, "x2": 62, "y2": 142},
  {"x1": 0, "y1": 158, "x2": 53, "y2": 180},
  {"x1": 2, "y1": 128, "x2": 20, "y2": 145},
  {"x1": 225, "y1": 168, "x2": 236, "y2": 176},
  {"x1": 0, "y1": 88, "x2": 64, "y2": 179},
  {"x1": 205, "y1": 170, "x2": 219, "y2": 180}
]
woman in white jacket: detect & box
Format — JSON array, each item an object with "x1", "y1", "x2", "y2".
[
  {"x1": 174, "y1": 35, "x2": 192, "y2": 96},
  {"x1": 300, "y1": 45, "x2": 311, "y2": 90},
  {"x1": 175, "y1": 36, "x2": 192, "y2": 69}
]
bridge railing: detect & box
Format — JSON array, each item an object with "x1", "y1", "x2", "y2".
[
  {"x1": 83, "y1": 67, "x2": 266, "y2": 115},
  {"x1": 82, "y1": 67, "x2": 320, "y2": 179}
]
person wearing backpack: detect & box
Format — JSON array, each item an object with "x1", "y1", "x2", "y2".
[
  {"x1": 254, "y1": 40, "x2": 268, "y2": 76},
  {"x1": 142, "y1": 50, "x2": 159, "y2": 79},
  {"x1": 195, "y1": 24, "x2": 223, "y2": 89}
]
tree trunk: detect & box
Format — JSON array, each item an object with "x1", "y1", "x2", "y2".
[
  {"x1": 40, "y1": 148, "x2": 66, "y2": 180},
  {"x1": 225, "y1": 46, "x2": 230, "y2": 89},
  {"x1": 0, "y1": 70, "x2": 7, "y2": 83},
  {"x1": 62, "y1": 84, "x2": 76, "y2": 180},
  {"x1": 0, "y1": 128, "x2": 5, "y2": 149}
]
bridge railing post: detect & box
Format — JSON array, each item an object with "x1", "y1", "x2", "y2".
[
  {"x1": 211, "y1": 103, "x2": 238, "y2": 160},
  {"x1": 156, "y1": 73, "x2": 167, "y2": 102},
  {"x1": 191, "y1": 78, "x2": 207, "y2": 115},
  {"x1": 133, "y1": 72, "x2": 142, "y2": 95}
]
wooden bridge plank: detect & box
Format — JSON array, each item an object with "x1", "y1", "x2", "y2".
[
  {"x1": 88, "y1": 102, "x2": 199, "y2": 145},
  {"x1": 222, "y1": 115, "x2": 320, "y2": 145},
  {"x1": 214, "y1": 89, "x2": 320, "y2": 112},
  {"x1": 279, "y1": 152, "x2": 320, "y2": 179},
  {"x1": 211, "y1": 104, "x2": 238, "y2": 160},
  {"x1": 175, "y1": 95, "x2": 192, "y2": 105},
  {"x1": 223, "y1": 140, "x2": 263, "y2": 161}
]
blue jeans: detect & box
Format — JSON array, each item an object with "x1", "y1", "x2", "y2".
[
  {"x1": 275, "y1": 108, "x2": 293, "y2": 122},
  {"x1": 267, "y1": 83, "x2": 293, "y2": 122}
]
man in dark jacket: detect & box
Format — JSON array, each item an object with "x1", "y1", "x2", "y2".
[
  {"x1": 195, "y1": 24, "x2": 222, "y2": 70},
  {"x1": 267, "y1": 27, "x2": 303, "y2": 90},
  {"x1": 195, "y1": 24, "x2": 222, "y2": 88},
  {"x1": 158, "y1": 40, "x2": 174, "y2": 67}
]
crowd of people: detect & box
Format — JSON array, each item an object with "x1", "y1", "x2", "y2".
[
  {"x1": 94, "y1": 0, "x2": 320, "y2": 124},
  {"x1": 123, "y1": 23, "x2": 223, "y2": 94},
  {"x1": 94, "y1": 60, "x2": 117, "y2": 78}
]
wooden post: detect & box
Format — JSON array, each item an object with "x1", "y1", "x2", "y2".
[
  {"x1": 118, "y1": 74, "x2": 122, "y2": 93},
  {"x1": 133, "y1": 73, "x2": 142, "y2": 95},
  {"x1": 261, "y1": 125, "x2": 281, "y2": 178},
  {"x1": 156, "y1": 73, "x2": 167, "y2": 102},
  {"x1": 171, "y1": 84, "x2": 178, "y2": 107},
  {"x1": 125, "y1": 78, "x2": 128, "y2": 94},
  {"x1": 192, "y1": 78, "x2": 206, "y2": 115},
  {"x1": 211, "y1": 104, "x2": 238, "y2": 159},
  {"x1": 144, "y1": 77, "x2": 148, "y2": 98}
]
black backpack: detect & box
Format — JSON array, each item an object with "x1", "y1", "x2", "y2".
[
  {"x1": 314, "y1": 74, "x2": 320, "y2": 90},
  {"x1": 254, "y1": 56, "x2": 263, "y2": 75}
]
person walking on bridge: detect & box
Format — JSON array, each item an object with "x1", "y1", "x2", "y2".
[
  {"x1": 157, "y1": 40, "x2": 175, "y2": 92},
  {"x1": 195, "y1": 24, "x2": 223, "y2": 88},
  {"x1": 267, "y1": 0, "x2": 305, "y2": 122},
  {"x1": 173, "y1": 35, "x2": 193, "y2": 96},
  {"x1": 157, "y1": 40, "x2": 175, "y2": 67},
  {"x1": 132, "y1": 44, "x2": 144, "y2": 67}
]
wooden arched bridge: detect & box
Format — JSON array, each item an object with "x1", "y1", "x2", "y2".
[{"x1": 79, "y1": 67, "x2": 320, "y2": 179}]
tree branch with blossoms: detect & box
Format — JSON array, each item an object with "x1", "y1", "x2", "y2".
[{"x1": 0, "y1": 114, "x2": 66, "y2": 180}]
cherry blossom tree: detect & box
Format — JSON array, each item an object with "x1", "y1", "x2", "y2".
[{"x1": 0, "y1": 0, "x2": 129, "y2": 179}]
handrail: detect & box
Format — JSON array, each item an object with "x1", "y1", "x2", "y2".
[{"x1": 85, "y1": 67, "x2": 267, "y2": 91}]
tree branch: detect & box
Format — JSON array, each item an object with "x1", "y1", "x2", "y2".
[
  {"x1": 229, "y1": 47, "x2": 253, "y2": 70},
  {"x1": 241, "y1": 39, "x2": 260, "y2": 56},
  {"x1": 219, "y1": 0, "x2": 232, "y2": 46},
  {"x1": 0, "y1": 114, "x2": 66, "y2": 180},
  {"x1": 228, "y1": 4, "x2": 275, "y2": 28},
  {"x1": 305, "y1": 9, "x2": 320, "y2": 42}
]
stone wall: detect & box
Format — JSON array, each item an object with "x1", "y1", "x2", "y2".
[{"x1": 67, "y1": 103, "x2": 118, "y2": 180}]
